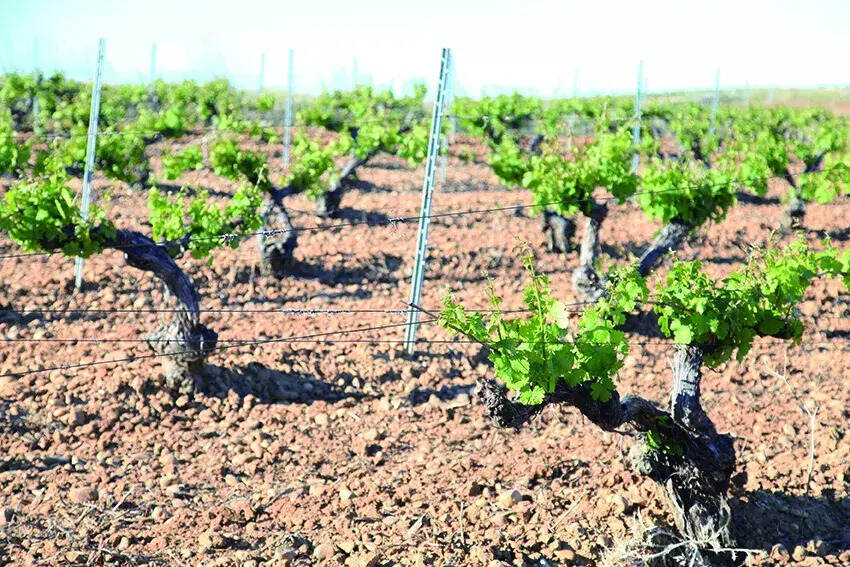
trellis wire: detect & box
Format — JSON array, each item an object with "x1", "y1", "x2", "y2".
[{"x1": 0, "y1": 165, "x2": 844, "y2": 263}]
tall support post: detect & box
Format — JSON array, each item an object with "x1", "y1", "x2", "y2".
[
  {"x1": 147, "y1": 42, "x2": 157, "y2": 104},
  {"x1": 709, "y1": 68, "x2": 720, "y2": 135},
  {"x1": 630, "y1": 60, "x2": 644, "y2": 173},
  {"x1": 282, "y1": 48, "x2": 294, "y2": 168},
  {"x1": 404, "y1": 48, "x2": 451, "y2": 355},
  {"x1": 258, "y1": 52, "x2": 266, "y2": 92},
  {"x1": 440, "y1": 50, "x2": 455, "y2": 184},
  {"x1": 448, "y1": 54, "x2": 458, "y2": 145},
  {"x1": 32, "y1": 38, "x2": 40, "y2": 135},
  {"x1": 150, "y1": 43, "x2": 157, "y2": 84},
  {"x1": 573, "y1": 67, "x2": 579, "y2": 98},
  {"x1": 73, "y1": 38, "x2": 106, "y2": 292}
]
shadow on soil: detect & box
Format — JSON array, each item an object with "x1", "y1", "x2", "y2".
[
  {"x1": 731, "y1": 489, "x2": 850, "y2": 555},
  {"x1": 287, "y1": 254, "x2": 403, "y2": 286},
  {"x1": 197, "y1": 362, "x2": 369, "y2": 405},
  {"x1": 0, "y1": 303, "x2": 43, "y2": 326},
  {"x1": 223, "y1": 253, "x2": 403, "y2": 295},
  {"x1": 407, "y1": 382, "x2": 476, "y2": 406},
  {"x1": 736, "y1": 191, "x2": 782, "y2": 206},
  {"x1": 810, "y1": 227, "x2": 850, "y2": 242},
  {"x1": 328, "y1": 206, "x2": 394, "y2": 227}
]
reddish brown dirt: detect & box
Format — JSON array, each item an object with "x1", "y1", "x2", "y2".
[{"x1": 1, "y1": 134, "x2": 849, "y2": 566}]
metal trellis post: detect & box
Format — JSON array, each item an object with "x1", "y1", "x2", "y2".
[
  {"x1": 404, "y1": 47, "x2": 451, "y2": 355},
  {"x1": 709, "y1": 68, "x2": 720, "y2": 135},
  {"x1": 73, "y1": 38, "x2": 106, "y2": 292},
  {"x1": 630, "y1": 60, "x2": 644, "y2": 173},
  {"x1": 440, "y1": 51, "x2": 455, "y2": 184},
  {"x1": 150, "y1": 43, "x2": 156, "y2": 84},
  {"x1": 283, "y1": 48, "x2": 294, "y2": 167},
  {"x1": 32, "y1": 38, "x2": 40, "y2": 135},
  {"x1": 573, "y1": 67, "x2": 579, "y2": 98}
]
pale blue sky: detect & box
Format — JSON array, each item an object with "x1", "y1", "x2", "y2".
[{"x1": 1, "y1": 0, "x2": 848, "y2": 97}]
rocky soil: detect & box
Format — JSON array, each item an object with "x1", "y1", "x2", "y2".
[{"x1": 1, "y1": 132, "x2": 849, "y2": 566}]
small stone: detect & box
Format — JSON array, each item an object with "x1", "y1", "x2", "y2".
[
  {"x1": 313, "y1": 542, "x2": 335, "y2": 560},
  {"x1": 314, "y1": 413, "x2": 329, "y2": 426},
  {"x1": 792, "y1": 545, "x2": 807, "y2": 562},
  {"x1": 117, "y1": 536, "x2": 130, "y2": 551},
  {"x1": 338, "y1": 540, "x2": 357, "y2": 555},
  {"x1": 807, "y1": 539, "x2": 828, "y2": 557},
  {"x1": 69, "y1": 486, "x2": 98, "y2": 504},
  {"x1": 363, "y1": 428, "x2": 380, "y2": 442},
  {"x1": 224, "y1": 474, "x2": 239, "y2": 486},
  {"x1": 608, "y1": 494, "x2": 630, "y2": 514},
  {"x1": 70, "y1": 408, "x2": 90, "y2": 426},
  {"x1": 174, "y1": 395, "x2": 190, "y2": 408},
  {"x1": 497, "y1": 489, "x2": 522, "y2": 508},
  {"x1": 358, "y1": 552, "x2": 380, "y2": 567},
  {"x1": 771, "y1": 543, "x2": 790, "y2": 562},
  {"x1": 199, "y1": 530, "x2": 226, "y2": 551},
  {"x1": 339, "y1": 488, "x2": 353, "y2": 502},
  {"x1": 65, "y1": 551, "x2": 87, "y2": 563}
]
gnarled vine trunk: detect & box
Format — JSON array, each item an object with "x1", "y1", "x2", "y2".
[
  {"x1": 571, "y1": 203, "x2": 608, "y2": 302},
  {"x1": 475, "y1": 343, "x2": 739, "y2": 564},
  {"x1": 779, "y1": 194, "x2": 806, "y2": 232},
  {"x1": 779, "y1": 156, "x2": 824, "y2": 233},
  {"x1": 105, "y1": 229, "x2": 217, "y2": 394},
  {"x1": 257, "y1": 188, "x2": 298, "y2": 277},
  {"x1": 637, "y1": 219, "x2": 692, "y2": 277},
  {"x1": 630, "y1": 345, "x2": 736, "y2": 564},
  {"x1": 527, "y1": 133, "x2": 544, "y2": 156},
  {"x1": 314, "y1": 152, "x2": 373, "y2": 218},
  {"x1": 540, "y1": 210, "x2": 576, "y2": 254}
]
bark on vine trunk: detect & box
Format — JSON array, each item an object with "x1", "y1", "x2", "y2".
[
  {"x1": 779, "y1": 156, "x2": 823, "y2": 232},
  {"x1": 314, "y1": 152, "x2": 373, "y2": 218},
  {"x1": 779, "y1": 195, "x2": 806, "y2": 232},
  {"x1": 540, "y1": 210, "x2": 576, "y2": 254},
  {"x1": 571, "y1": 203, "x2": 608, "y2": 303},
  {"x1": 474, "y1": 343, "x2": 739, "y2": 564},
  {"x1": 637, "y1": 219, "x2": 693, "y2": 277},
  {"x1": 631, "y1": 345, "x2": 736, "y2": 563},
  {"x1": 257, "y1": 187, "x2": 298, "y2": 277},
  {"x1": 528, "y1": 134, "x2": 544, "y2": 156},
  {"x1": 103, "y1": 229, "x2": 217, "y2": 394}
]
